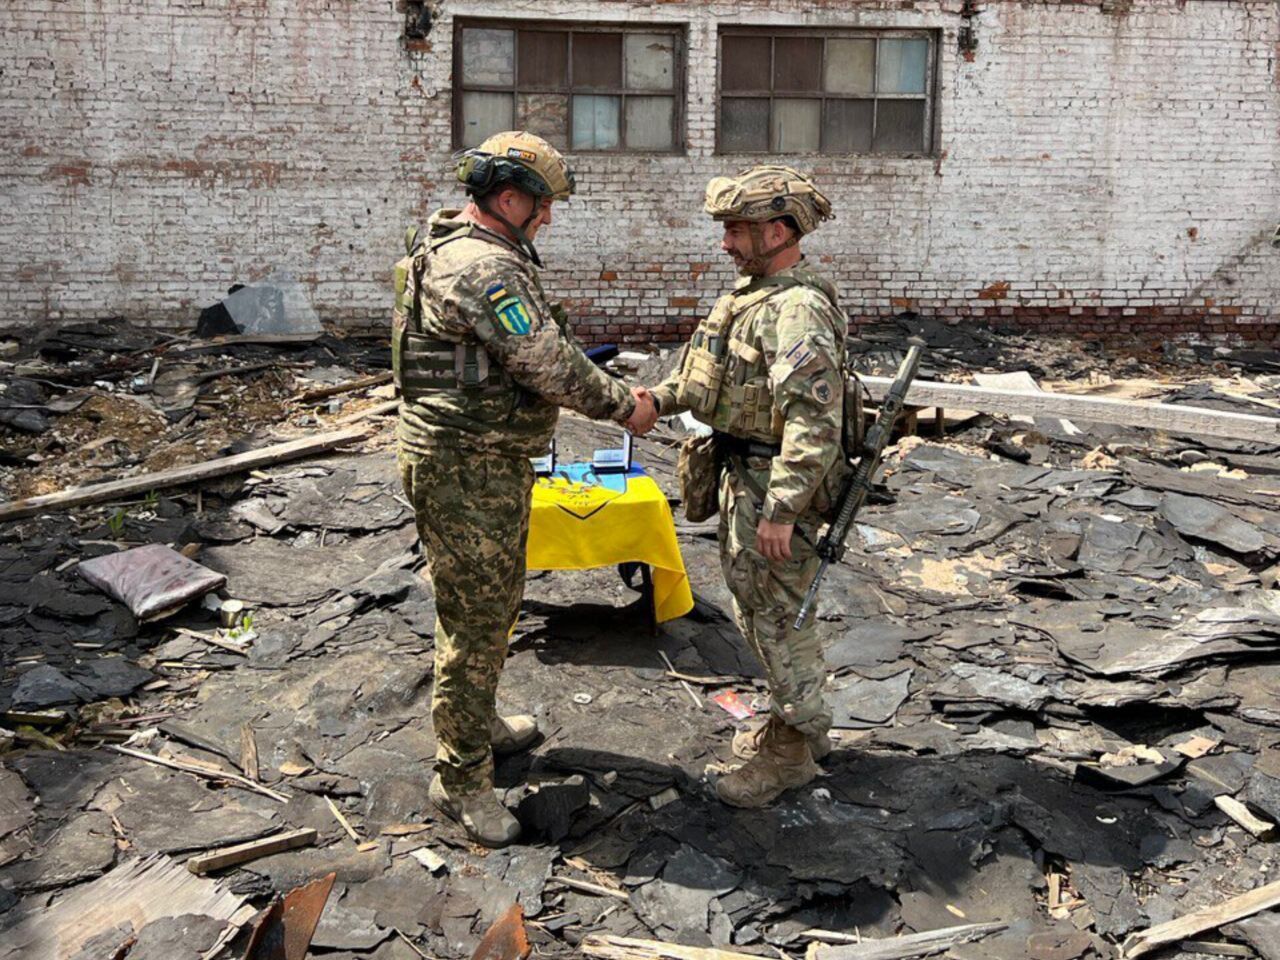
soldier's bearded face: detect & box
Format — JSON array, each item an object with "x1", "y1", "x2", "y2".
[
  {"x1": 721, "y1": 220, "x2": 788, "y2": 275},
  {"x1": 721, "y1": 222, "x2": 755, "y2": 273}
]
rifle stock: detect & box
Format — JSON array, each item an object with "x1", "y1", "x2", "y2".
[{"x1": 794, "y1": 339, "x2": 927, "y2": 630}]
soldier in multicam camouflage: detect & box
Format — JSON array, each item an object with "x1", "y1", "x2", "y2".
[
  {"x1": 393, "y1": 131, "x2": 657, "y2": 847},
  {"x1": 648, "y1": 165, "x2": 846, "y2": 808}
]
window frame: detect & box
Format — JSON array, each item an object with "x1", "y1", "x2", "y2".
[
  {"x1": 452, "y1": 18, "x2": 688, "y2": 155},
  {"x1": 715, "y1": 26, "x2": 940, "y2": 157}
]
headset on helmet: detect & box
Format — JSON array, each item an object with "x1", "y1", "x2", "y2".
[{"x1": 452, "y1": 132, "x2": 575, "y2": 266}]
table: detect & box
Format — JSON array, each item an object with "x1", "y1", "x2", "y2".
[{"x1": 526, "y1": 465, "x2": 694, "y2": 625}]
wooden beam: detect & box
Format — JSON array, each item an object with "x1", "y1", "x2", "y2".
[
  {"x1": 291, "y1": 371, "x2": 393, "y2": 404},
  {"x1": 186, "y1": 828, "x2": 317, "y2": 875},
  {"x1": 860, "y1": 375, "x2": 1280, "y2": 444},
  {"x1": 582, "y1": 934, "x2": 768, "y2": 960},
  {"x1": 0, "y1": 427, "x2": 368, "y2": 523},
  {"x1": 1122, "y1": 878, "x2": 1280, "y2": 957},
  {"x1": 1213, "y1": 795, "x2": 1277, "y2": 839},
  {"x1": 337, "y1": 398, "x2": 400, "y2": 424},
  {"x1": 110, "y1": 745, "x2": 289, "y2": 803},
  {"x1": 807, "y1": 922, "x2": 1008, "y2": 959}
]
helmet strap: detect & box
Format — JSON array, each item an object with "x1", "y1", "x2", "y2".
[
  {"x1": 478, "y1": 191, "x2": 544, "y2": 267},
  {"x1": 742, "y1": 222, "x2": 799, "y2": 276}
]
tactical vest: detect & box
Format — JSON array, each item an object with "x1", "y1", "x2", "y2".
[
  {"x1": 674, "y1": 271, "x2": 848, "y2": 443},
  {"x1": 392, "y1": 226, "x2": 520, "y2": 403}
]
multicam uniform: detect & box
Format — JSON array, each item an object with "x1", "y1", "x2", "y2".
[
  {"x1": 394, "y1": 208, "x2": 633, "y2": 796},
  {"x1": 651, "y1": 265, "x2": 847, "y2": 746}
]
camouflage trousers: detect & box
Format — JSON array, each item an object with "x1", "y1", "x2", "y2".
[
  {"x1": 398, "y1": 444, "x2": 533, "y2": 793},
  {"x1": 718, "y1": 461, "x2": 832, "y2": 740}
]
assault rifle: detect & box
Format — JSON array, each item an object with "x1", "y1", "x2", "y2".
[{"x1": 794, "y1": 337, "x2": 927, "y2": 630}]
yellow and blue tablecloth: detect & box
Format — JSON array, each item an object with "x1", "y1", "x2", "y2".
[{"x1": 527, "y1": 465, "x2": 694, "y2": 623}]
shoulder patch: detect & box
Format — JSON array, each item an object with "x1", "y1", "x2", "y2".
[
  {"x1": 486, "y1": 282, "x2": 508, "y2": 303},
  {"x1": 493, "y1": 295, "x2": 533, "y2": 336},
  {"x1": 810, "y1": 377, "x2": 835, "y2": 405}
]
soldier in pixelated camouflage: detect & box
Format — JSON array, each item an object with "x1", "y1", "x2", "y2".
[{"x1": 392, "y1": 131, "x2": 657, "y2": 846}]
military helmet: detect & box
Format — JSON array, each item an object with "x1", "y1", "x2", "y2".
[
  {"x1": 704, "y1": 165, "x2": 833, "y2": 235},
  {"x1": 455, "y1": 131, "x2": 576, "y2": 202}
]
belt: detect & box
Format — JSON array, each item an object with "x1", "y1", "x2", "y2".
[{"x1": 713, "y1": 431, "x2": 781, "y2": 460}]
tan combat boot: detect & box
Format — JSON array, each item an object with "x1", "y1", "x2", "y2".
[
  {"x1": 733, "y1": 716, "x2": 831, "y2": 762},
  {"x1": 429, "y1": 774, "x2": 521, "y2": 848},
  {"x1": 717, "y1": 723, "x2": 820, "y2": 808},
  {"x1": 491, "y1": 714, "x2": 539, "y2": 755}
]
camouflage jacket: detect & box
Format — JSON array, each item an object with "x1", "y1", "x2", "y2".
[
  {"x1": 396, "y1": 209, "x2": 634, "y2": 458},
  {"x1": 652, "y1": 263, "x2": 847, "y2": 524}
]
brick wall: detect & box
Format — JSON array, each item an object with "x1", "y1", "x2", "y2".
[{"x1": 2, "y1": 0, "x2": 1277, "y2": 345}]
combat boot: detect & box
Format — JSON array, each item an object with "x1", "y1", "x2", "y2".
[
  {"x1": 429, "y1": 774, "x2": 521, "y2": 848},
  {"x1": 717, "y1": 723, "x2": 820, "y2": 808},
  {"x1": 733, "y1": 716, "x2": 831, "y2": 762},
  {"x1": 491, "y1": 714, "x2": 539, "y2": 755}
]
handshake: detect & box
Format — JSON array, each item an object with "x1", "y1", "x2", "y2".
[{"x1": 624, "y1": 386, "x2": 660, "y2": 436}]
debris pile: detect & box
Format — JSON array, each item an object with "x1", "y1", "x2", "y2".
[{"x1": 2, "y1": 317, "x2": 1280, "y2": 959}]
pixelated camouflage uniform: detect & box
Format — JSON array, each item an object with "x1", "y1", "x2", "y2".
[
  {"x1": 652, "y1": 264, "x2": 847, "y2": 742},
  {"x1": 395, "y1": 208, "x2": 634, "y2": 793}
]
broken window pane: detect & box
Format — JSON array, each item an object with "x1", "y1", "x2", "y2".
[
  {"x1": 772, "y1": 98, "x2": 820, "y2": 153},
  {"x1": 625, "y1": 33, "x2": 675, "y2": 90},
  {"x1": 822, "y1": 99, "x2": 873, "y2": 153},
  {"x1": 518, "y1": 30, "x2": 567, "y2": 88},
  {"x1": 874, "y1": 99, "x2": 926, "y2": 153},
  {"x1": 720, "y1": 98, "x2": 769, "y2": 152},
  {"x1": 572, "y1": 95, "x2": 620, "y2": 149},
  {"x1": 625, "y1": 96, "x2": 674, "y2": 150},
  {"x1": 877, "y1": 38, "x2": 928, "y2": 94},
  {"x1": 721, "y1": 36, "x2": 771, "y2": 91},
  {"x1": 773, "y1": 37, "x2": 822, "y2": 92},
  {"x1": 518, "y1": 93, "x2": 569, "y2": 149},
  {"x1": 461, "y1": 28, "x2": 514, "y2": 86},
  {"x1": 461, "y1": 92, "x2": 514, "y2": 146},
  {"x1": 573, "y1": 33, "x2": 623, "y2": 89},
  {"x1": 824, "y1": 38, "x2": 875, "y2": 95}
]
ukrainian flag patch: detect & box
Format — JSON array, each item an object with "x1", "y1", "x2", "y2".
[
  {"x1": 486, "y1": 282, "x2": 508, "y2": 303},
  {"x1": 494, "y1": 296, "x2": 533, "y2": 336}
]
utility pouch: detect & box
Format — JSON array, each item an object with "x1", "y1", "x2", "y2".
[
  {"x1": 842, "y1": 370, "x2": 866, "y2": 458},
  {"x1": 678, "y1": 433, "x2": 722, "y2": 523},
  {"x1": 674, "y1": 300, "x2": 732, "y2": 416}
]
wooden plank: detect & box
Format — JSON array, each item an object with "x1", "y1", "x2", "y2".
[
  {"x1": 186, "y1": 828, "x2": 317, "y2": 875},
  {"x1": 1214, "y1": 795, "x2": 1277, "y2": 839},
  {"x1": 110, "y1": 745, "x2": 289, "y2": 803},
  {"x1": 337, "y1": 398, "x2": 400, "y2": 424},
  {"x1": 582, "y1": 933, "x2": 768, "y2": 960},
  {"x1": 239, "y1": 723, "x2": 260, "y2": 782},
  {"x1": 0, "y1": 426, "x2": 368, "y2": 522},
  {"x1": 1121, "y1": 878, "x2": 1280, "y2": 957},
  {"x1": 860, "y1": 375, "x2": 1280, "y2": 443},
  {"x1": 325, "y1": 794, "x2": 362, "y2": 842},
  {"x1": 171, "y1": 332, "x2": 322, "y2": 355},
  {"x1": 808, "y1": 922, "x2": 1008, "y2": 960},
  {"x1": 548, "y1": 876, "x2": 631, "y2": 901},
  {"x1": 292, "y1": 371, "x2": 393, "y2": 403},
  {"x1": 4, "y1": 853, "x2": 251, "y2": 960},
  {"x1": 1179, "y1": 941, "x2": 1255, "y2": 958}
]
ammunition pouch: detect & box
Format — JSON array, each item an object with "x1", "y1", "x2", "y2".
[
  {"x1": 673, "y1": 299, "x2": 732, "y2": 417},
  {"x1": 398, "y1": 334, "x2": 510, "y2": 399},
  {"x1": 677, "y1": 433, "x2": 723, "y2": 523}
]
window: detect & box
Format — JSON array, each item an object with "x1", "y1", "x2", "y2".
[
  {"x1": 454, "y1": 21, "x2": 683, "y2": 153},
  {"x1": 718, "y1": 29, "x2": 936, "y2": 155}
]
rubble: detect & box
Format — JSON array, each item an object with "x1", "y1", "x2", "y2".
[{"x1": 2, "y1": 317, "x2": 1280, "y2": 958}]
